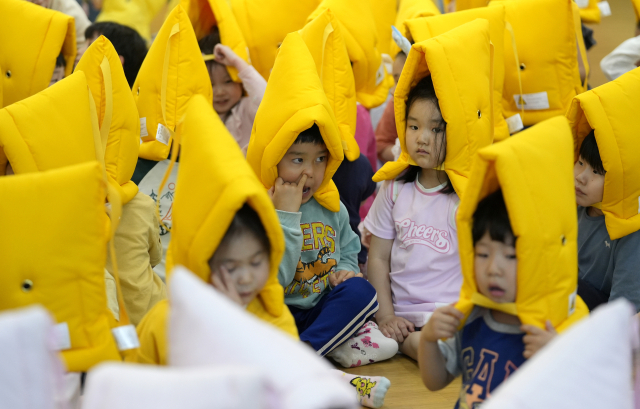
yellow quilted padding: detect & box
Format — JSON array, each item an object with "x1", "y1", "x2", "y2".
[
  {"x1": 0, "y1": 0, "x2": 76, "y2": 108},
  {"x1": 180, "y1": 0, "x2": 249, "y2": 82},
  {"x1": 371, "y1": 0, "x2": 397, "y2": 56},
  {"x1": 75, "y1": 36, "x2": 140, "y2": 205},
  {"x1": 373, "y1": 19, "x2": 493, "y2": 201},
  {"x1": 0, "y1": 162, "x2": 121, "y2": 371},
  {"x1": 246, "y1": 32, "x2": 344, "y2": 212},
  {"x1": 96, "y1": 0, "x2": 166, "y2": 42},
  {"x1": 634, "y1": 0, "x2": 640, "y2": 22},
  {"x1": 133, "y1": 5, "x2": 213, "y2": 161},
  {"x1": 166, "y1": 95, "x2": 297, "y2": 337},
  {"x1": 578, "y1": 0, "x2": 601, "y2": 24},
  {"x1": 566, "y1": 68, "x2": 640, "y2": 241},
  {"x1": 455, "y1": 116, "x2": 588, "y2": 331},
  {"x1": 389, "y1": 0, "x2": 440, "y2": 59},
  {"x1": 299, "y1": 9, "x2": 359, "y2": 162},
  {"x1": 456, "y1": 0, "x2": 490, "y2": 11},
  {"x1": 405, "y1": 6, "x2": 509, "y2": 141},
  {"x1": 493, "y1": 0, "x2": 588, "y2": 126},
  {"x1": 230, "y1": 0, "x2": 321, "y2": 80},
  {"x1": 0, "y1": 72, "x2": 97, "y2": 177},
  {"x1": 307, "y1": 0, "x2": 394, "y2": 109}
]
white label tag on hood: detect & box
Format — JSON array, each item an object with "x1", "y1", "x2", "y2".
[
  {"x1": 506, "y1": 113, "x2": 524, "y2": 134},
  {"x1": 576, "y1": 0, "x2": 589, "y2": 8},
  {"x1": 375, "y1": 62, "x2": 385, "y2": 86},
  {"x1": 139, "y1": 117, "x2": 148, "y2": 137},
  {"x1": 112, "y1": 325, "x2": 140, "y2": 351},
  {"x1": 513, "y1": 92, "x2": 550, "y2": 110},
  {"x1": 52, "y1": 322, "x2": 71, "y2": 351},
  {"x1": 156, "y1": 123, "x2": 171, "y2": 146},
  {"x1": 598, "y1": 1, "x2": 612, "y2": 16},
  {"x1": 568, "y1": 289, "x2": 577, "y2": 316}
]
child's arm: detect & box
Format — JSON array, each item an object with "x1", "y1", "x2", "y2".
[
  {"x1": 329, "y1": 202, "x2": 362, "y2": 287},
  {"x1": 418, "y1": 305, "x2": 463, "y2": 391},
  {"x1": 369, "y1": 235, "x2": 415, "y2": 342},
  {"x1": 610, "y1": 232, "x2": 640, "y2": 312}
]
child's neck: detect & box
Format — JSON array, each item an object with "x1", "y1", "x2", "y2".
[
  {"x1": 490, "y1": 309, "x2": 521, "y2": 326},
  {"x1": 418, "y1": 168, "x2": 447, "y2": 189},
  {"x1": 587, "y1": 206, "x2": 604, "y2": 217}
]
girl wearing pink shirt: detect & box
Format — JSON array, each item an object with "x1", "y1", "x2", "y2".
[{"x1": 364, "y1": 76, "x2": 461, "y2": 360}]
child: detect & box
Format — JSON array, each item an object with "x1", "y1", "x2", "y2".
[
  {"x1": 198, "y1": 29, "x2": 267, "y2": 151},
  {"x1": 247, "y1": 33, "x2": 398, "y2": 370}
]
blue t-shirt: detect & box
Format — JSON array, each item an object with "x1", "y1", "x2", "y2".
[{"x1": 439, "y1": 308, "x2": 525, "y2": 409}]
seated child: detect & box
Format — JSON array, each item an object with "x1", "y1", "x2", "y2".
[
  {"x1": 574, "y1": 131, "x2": 640, "y2": 311},
  {"x1": 198, "y1": 28, "x2": 267, "y2": 151}
]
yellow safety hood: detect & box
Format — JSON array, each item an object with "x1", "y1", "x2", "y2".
[
  {"x1": 299, "y1": 9, "x2": 359, "y2": 162},
  {"x1": 133, "y1": 5, "x2": 213, "y2": 161},
  {"x1": 455, "y1": 116, "x2": 589, "y2": 331},
  {"x1": 405, "y1": 6, "x2": 509, "y2": 141},
  {"x1": 0, "y1": 162, "x2": 120, "y2": 371},
  {"x1": 166, "y1": 95, "x2": 295, "y2": 335},
  {"x1": 307, "y1": 0, "x2": 394, "y2": 109},
  {"x1": 181, "y1": 0, "x2": 249, "y2": 82},
  {"x1": 96, "y1": 0, "x2": 166, "y2": 42},
  {"x1": 492, "y1": 0, "x2": 588, "y2": 126},
  {"x1": 578, "y1": 0, "x2": 601, "y2": 24},
  {"x1": 0, "y1": 0, "x2": 76, "y2": 107},
  {"x1": 371, "y1": 0, "x2": 397, "y2": 57},
  {"x1": 75, "y1": 36, "x2": 140, "y2": 204},
  {"x1": 566, "y1": 68, "x2": 640, "y2": 241},
  {"x1": 246, "y1": 32, "x2": 344, "y2": 212},
  {"x1": 389, "y1": 0, "x2": 440, "y2": 59},
  {"x1": 373, "y1": 19, "x2": 493, "y2": 201},
  {"x1": 634, "y1": 0, "x2": 640, "y2": 22},
  {"x1": 229, "y1": 0, "x2": 321, "y2": 80}
]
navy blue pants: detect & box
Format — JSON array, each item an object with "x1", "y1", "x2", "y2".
[{"x1": 288, "y1": 277, "x2": 378, "y2": 356}]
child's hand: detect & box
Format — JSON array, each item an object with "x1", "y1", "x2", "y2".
[
  {"x1": 269, "y1": 174, "x2": 308, "y2": 213},
  {"x1": 521, "y1": 320, "x2": 557, "y2": 359},
  {"x1": 378, "y1": 315, "x2": 415, "y2": 343},
  {"x1": 210, "y1": 266, "x2": 243, "y2": 306},
  {"x1": 422, "y1": 305, "x2": 464, "y2": 343},
  {"x1": 213, "y1": 44, "x2": 248, "y2": 72},
  {"x1": 329, "y1": 270, "x2": 363, "y2": 287}
]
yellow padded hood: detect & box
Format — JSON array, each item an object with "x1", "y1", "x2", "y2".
[
  {"x1": 0, "y1": 162, "x2": 120, "y2": 371},
  {"x1": 493, "y1": 0, "x2": 588, "y2": 126},
  {"x1": 456, "y1": 0, "x2": 492, "y2": 11},
  {"x1": 455, "y1": 116, "x2": 588, "y2": 331},
  {"x1": 371, "y1": 0, "x2": 397, "y2": 57},
  {"x1": 229, "y1": 0, "x2": 321, "y2": 80},
  {"x1": 0, "y1": 72, "x2": 97, "y2": 177},
  {"x1": 373, "y1": 19, "x2": 493, "y2": 201},
  {"x1": 166, "y1": 95, "x2": 291, "y2": 326},
  {"x1": 634, "y1": 0, "x2": 640, "y2": 22},
  {"x1": 75, "y1": 36, "x2": 140, "y2": 205},
  {"x1": 0, "y1": 0, "x2": 76, "y2": 108},
  {"x1": 578, "y1": 0, "x2": 601, "y2": 24},
  {"x1": 181, "y1": 0, "x2": 249, "y2": 82},
  {"x1": 96, "y1": 0, "x2": 166, "y2": 42},
  {"x1": 307, "y1": 0, "x2": 394, "y2": 109},
  {"x1": 566, "y1": 68, "x2": 640, "y2": 241},
  {"x1": 389, "y1": 0, "x2": 440, "y2": 59},
  {"x1": 299, "y1": 9, "x2": 359, "y2": 162},
  {"x1": 405, "y1": 6, "x2": 509, "y2": 141},
  {"x1": 133, "y1": 5, "x2": 213, "y2": 161},
  {"x1": 246, "y1": 33, "x2": 344, "y2": 212}
]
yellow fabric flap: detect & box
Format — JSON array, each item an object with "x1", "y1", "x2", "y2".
[
  {"x1": 578, "y1": 0, "x2": 602, "y2": 24},
  {"x1": 181, "y1": 0, "x2": 250, "y2": 82},
  {"x1": 133, "y1": 4, "x2": 213, "y2": 161},
  {"x1": 246, "y1": 32, "x2": 343, "y2": 212},
  {"x1": 566, "y1": 67, "x2": 640, "y2": 240},
  {"x1": 97, "y1": 0, "x2": 166, "y2": 41},
  {"x1": 405, "y1": 5, "x2": 509, "y2": 141},
  {"x1": 0, "y1": 162, "x2": 120, "y2": 371},
  {"x1": 455, "y1": 116, "x2": 588, "y2": 331},
  {"x1": 389, "y1": 0, "x2": 441, "y2": 59},
  {"x1": 300, "y1": 9, "x2": 360, "y2": 161},
  {"x1": 75, "y1": 36, "x2": 140, "y2": 204},
  {"x1": 307, "y1": 0, "x2": 394, "y2": 109},
  {"x1": 0, "y1": 0, "x2": 76, "y2": 107},
  {"x1": 371, "y1": 0, "x2": 397, "y2": 56},
  {"x1": 373, "y1": 19, "x2": 493, "y2": 202}
]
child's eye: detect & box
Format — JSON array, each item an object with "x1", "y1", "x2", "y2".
[
  {"x1": 408, "y1": 125, "x2": 418, "y2": 131},
  {"x1": 432, "y1": 128, "x2": 442, "y2": 134},
  {"x1": 292, "y1": 158, "x2": 303, "y2": 164},
  {"x1": 475, "y1": 252, "x2": 489, "y2": 258},
  {"x1": 578, "y1": 161, "x2": 583, "y2": 166},
  {"x1": 316, "y1": 156, "x2": 326, "y2": 163},
  {"x1": 251, "y1": 259, "x2": 265, "y2": 268},
  {"x1": 506, "y1": 254, "x2": 517, "y2": 260},
  {"x1": 593, "y1": 169, "x2": 605, "y2": 176},
  {"x1": 225, "y1": 80, "x2": 233, "y2": 84}
]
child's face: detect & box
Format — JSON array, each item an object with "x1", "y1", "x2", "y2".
[
  {"x1": 276, "y1": 141, "x2": 328, "y2": 205},
  {"x1": 392, "y1": 53, "x2": 407, "y2": 85},
  {"x1": 49, "y1": 66, "x2": 65, "y2": 87},
  {"x1": 574, "y1": 155, "x2": 605, "y2": 207},
  {"x1": 474, "y1": 232, "x2": 517, "y2": 303},
  {"x1": 208, "y1": 63, "x2": 243, "y2": 117},
  {"x1": 405, "y1": 99, "x2": 446, "y2": 169},
  {"x1": 208, "y1": 231, "x2": 270, "y2": 306}
]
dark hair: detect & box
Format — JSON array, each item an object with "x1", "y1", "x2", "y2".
[
  {"x1": 55, "y1": 53, "x2": 65, "y2": 68},
  {"x1": 294, "y1": 124, "x2": 325, "y2": 146},
  {"x1": 219, "y1": 203, "x2": 271, "y2": 255},
  {"x1": 472, "y1": 189, "x2": 515, "y2": 247},
  {"x1": 395, "y1": 50, "x2": 406, "y2": 59},
  {"x1": 85, "y1": 22, "x2": 148, "y2": 88},
  {"x1": 197, "y1": 27, "x2": 221, "y2": 55},
  {"x1": 579, "y1": 130, "x2": 605, "y2": 175},
  {"x1": 397, "y1": 75, "x2": 454, "y2": 194}
]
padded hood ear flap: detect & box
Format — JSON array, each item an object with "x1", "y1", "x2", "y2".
[
  {"x1": 455, "y1": 116, "x2": 588, "y2": 332},
  {"x1": 374, "y1": 19, "x2": 493, "y2": 201},
  {"x1": 96, "y1": 0, "x2": 166, "y2": 41},
  {"x1": 566, "y1": 67, "x2": 640, "y2": 240},
  {"x1": 389, "y1": 0, "x2": 440, "y2": 59}
]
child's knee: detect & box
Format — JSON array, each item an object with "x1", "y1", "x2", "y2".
[{"x1": 334, "y1": 277, "x2": 376, "y2": 305}]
